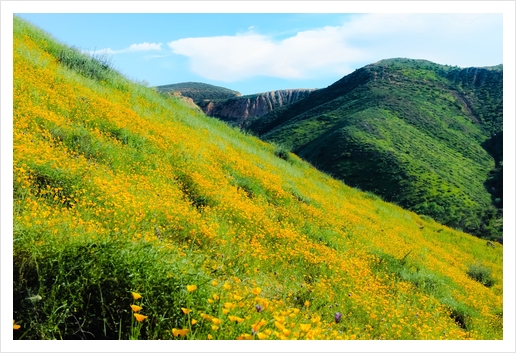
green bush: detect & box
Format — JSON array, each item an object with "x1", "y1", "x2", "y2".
[{"x1": 466, "y1": 264, "x2": 495, "y2": 287}]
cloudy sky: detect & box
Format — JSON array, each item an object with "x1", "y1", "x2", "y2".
[{"x1": 16, "y1": 10, "x2": 503, "y2": 95}]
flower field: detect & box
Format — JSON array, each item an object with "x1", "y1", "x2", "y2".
[{"x1": 12, "y1": 17, "x2": 502, "y2": 340}]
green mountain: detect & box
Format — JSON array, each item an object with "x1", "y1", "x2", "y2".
[
  {"x1": 248, "y1": 58, "x2": 503, "y2": 240},
  {"x1": 155, "y1": 82, "x2": 241, "y2": 102}
]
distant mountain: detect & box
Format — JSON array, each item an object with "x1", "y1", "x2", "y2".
[
  {"x1": 197, "y1": 89, "x2": 317, "y2": 127},
  {"x1": 155, "y1": 82, "x2": 241, "y2": 102},
  {"x1": 247, "y1": 58, "x2": 503, "y2": 240}
]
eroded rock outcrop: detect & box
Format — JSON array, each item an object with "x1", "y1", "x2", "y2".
[{"x1": 199, "y1": 89, "x2": 317, "y2": 126}]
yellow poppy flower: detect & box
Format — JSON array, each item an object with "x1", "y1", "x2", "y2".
[
  {"x1": 237, "y1": 333, "x2": 253, "y2": 340},
  {"x1": 222, "y1": 308, "x2": 230, "y2": 315},
  {"x1": 13, "y1": 320, "x2": 21, "y2": 330},
  {"x1": 251, "y1": 287, "x2": 262, "y2": 295},
  {"x1": 172, "y1": 328, "x2": 189, "y2": 337},
  {"x1": 223, "y1": 302, "x2": 235, "y2": 309},
  {"x1": 211, "y1": 280, "x2": 218, "y2": 286},
  {"x1": 211, "y1": 325, "x2": 219, "y2": 331},
  {"x1": 304, "y1": 300, "x2": 310, "y2": 307},
  {"x1": 222, "y1": 282, "x2": 231, "y2": 290},
  {"x1": 191, "y1": 319, "x2": 198, "y2": 325},
  {"x1": 212, "y1": 294, "x2": 220, "y2": 300},
  {"x1": 131, "y1": 292, "x2": 142, "y2": 300},
  {"x1": 257, "y1": 332, "x2": 267, "y2": 340},
  {"x1": 130, "y1": 304, "x2": 143, "y2": 312},
  {"x1": 211, "y1": 317, "x2": 221, "y2": 325},
  {"x1": 207, "y1": 334, "x2": 213, "y2": 340},
  {"x1": 181, "y1": 307, "x2": 192, "y2": 314},
  {"x1": 228, "y1": 315, "x2": 242, "y2": 322},
  {"x1": 300, "y1": 323, "x2": 311, "y2": 333},
  {"x1": 186, "y1": 285, "x2": 197, "y2": 292},
  {"x1": 200, "y1": 313, "x2": 213, "y2": 321},
  {"x1": 134, "y1": 313, "x2": 148, "y2": 322},
  {"x1": 252, "y1": 319, "x2": 267, "y2": 333}
]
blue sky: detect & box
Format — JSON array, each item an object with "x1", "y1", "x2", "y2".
[{"x1": 16, "y1": 12, "x2": 503, "y2": 95}]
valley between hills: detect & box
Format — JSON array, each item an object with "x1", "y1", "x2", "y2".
[{"x1": 13, "y1": 16, "x2": 503, "y2": 341}]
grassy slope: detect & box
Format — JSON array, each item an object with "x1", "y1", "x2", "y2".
[
  {"x1": 249, "y1": 59, "x2": 502, "y2": 240},
  {"x1": 13, "y1": 18, "x2": 502, "y2": 340}
]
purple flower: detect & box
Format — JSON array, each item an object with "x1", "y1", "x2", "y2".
[
  {"x1": 255, "y1": 305, "x2": 263, "y2": 313},
  {"x1": 335, "y1": 312, "x2": 343, "y2": 324}
]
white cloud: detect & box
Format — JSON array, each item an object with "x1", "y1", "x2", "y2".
[
  {"x1": 167, "y1": 14, "x2": 501, "y2": 82},
  {"x1": 126, "y1": 42, "x2": 163, "y2": 52},
  {"x1": 86, "y1": 42, "x2": 163, "y2": 56}
]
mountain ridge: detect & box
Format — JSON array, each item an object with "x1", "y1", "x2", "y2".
[{"x1": 246, "y1": 58, "x2": 503, "y2": 240}]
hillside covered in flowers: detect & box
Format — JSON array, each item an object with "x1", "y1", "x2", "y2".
[{"x1": 13, "y1": 17, "x2": 502, "y2": 341}]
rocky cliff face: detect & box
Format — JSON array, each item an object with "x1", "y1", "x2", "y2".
[{"x1": 199, "y1": 89, "x2": 317, "y2": 126}]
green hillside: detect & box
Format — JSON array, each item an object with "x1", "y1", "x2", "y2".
[
  {"x1": 249, "y1": 58, "x2": 503, "y2": 240},
  {"x1": 155, "y1": 82, "x2": 241, "y2": 103},
  {"x1": 13, "y1": 18, "x2": 502, "y2": 341}
]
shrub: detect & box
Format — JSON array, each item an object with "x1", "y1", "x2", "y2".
[
  {"x1": 466, "y1": 264, "x2": 495, "y2": 287},
  {"x1": 273, "y1": 145, "x2": 292, "y2": 162}
]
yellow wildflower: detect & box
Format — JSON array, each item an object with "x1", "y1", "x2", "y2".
[
  {"x1": 172, "y1": 328, "x2": 189, "y2": 337},
  {"x1": 211, "y1": 280, "x2": 218, "y2": 286},
  {"x1": 304, "y1": 300, "x2": 310, "y2": 307},
  {"x1": 222, "y1": 282, "x2": 231, "y2": 290},
  {"x1": 200, "y1": 313, "x2": 213, "y2": 321},
  {"x1": 131, "y1": 292, "x2": 142, "y2": 300},
  {"x1": 13, "y1": 320, "x2": 21, "y2": 330},
  {"x1": 207, "y1": 334, "x2": 213, "y2": 340},
  {"x1": 224, "y1": 302, "x2": 236, "y2": 309},
  {"x1": 222, "y1": 308, "x2": 230, "y2": 315},
  {"x1": 300, "y1": 323, "x2": 311, "y2": 333},
  {"x1": 252, "y1": 319, "x2": 267, "y2": 333},
  {"x1": 274, "y1": 321, "x2": 285, "y2": 331},
  {"x1": 130, "y1": 304, "x2": 143, "y2": 312},
  {"x1": 212, "y1": 294, "x2": 220, "y2": 300},
  {"x1": 186, "y1": 285, "x2": 197, "y2": 292},
  {"x1": 252, "y1": 287, "x2": 262, "y2": 295},
  {"x1": 212, "y1": 325, "x2": 219, "y2": 331},
  {"x1": 229, "y1": 315, "x2": 244, "y2": 323},
  {"x1": 134, "y1": 313, "x2": 148, "y2": 322},
  {"x1": 181, "y1": 307, "x2": 192, "y2": 314},
  {"x1": 237, "y1": 333, "x2": 253, "y2": 340},
  {"x1": 191, "y1": 319, "x2": 198, "y2": 325},
  {"x1": 257, "y1": 332, "x2": 268, "y2": 340},
  {"x1": 211, "y1": 317, "x2": 221, "y2": 325}
]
